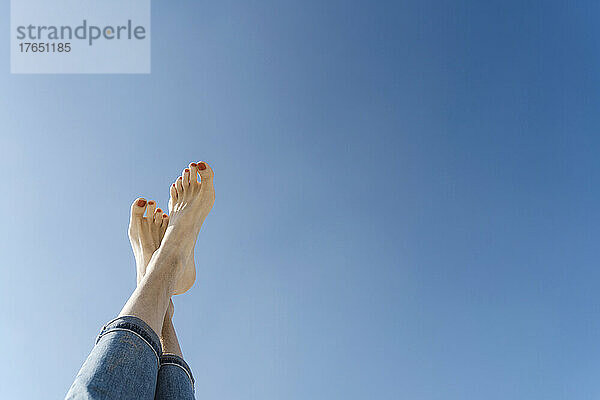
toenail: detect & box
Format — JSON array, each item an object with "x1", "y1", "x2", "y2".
[
  {"x1": 137, "y1": 199, "x2": 147, "y2": 207},
  {"x1": 198, "y1": 162, "x2": 206, "y2": 170},
  {"x1": 185, "y1": 168, "x2": 190, "y2": 172},
  {"x1": 157, "y1": 209, "x2": 162, "y2": 213},
  {"x1": 163, "y1": 214, "x2": 168, "y2": 218},
  {"x1": 191, "y1": 163, "x2": 197, "y2": 167},
  {"x1": 148, "y1": 201, "x2": 155, "y2": 205},
  {"x1": 172, "y1": 184, "x2": 176, "y2": 187}
]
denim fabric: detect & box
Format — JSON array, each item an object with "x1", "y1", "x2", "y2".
[
  {"x1": 155, "y1": 354, "x2": 195, "y2": 400},
  {"x1": 65, "y1": 315, "x2": 195, "y2": 400},
  {"x1": 65, "y1": 316, "x2": 161, "y2": 400}
]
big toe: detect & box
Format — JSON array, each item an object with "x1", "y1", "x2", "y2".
[
  {"x1": 196, "y1": 161, "x2": 214, "y2": 185},
  {"x1": 129, "y1": 198, "x2": 148, "y2": 235},
  {"x1": 130, "y1": 198, "x2": 148, "y2": 218}
]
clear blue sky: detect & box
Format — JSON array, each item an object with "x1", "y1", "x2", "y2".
[{"x1": 1, "y1": 1, "x2": 599, "y2": 399}]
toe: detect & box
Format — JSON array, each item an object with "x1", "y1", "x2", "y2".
[
  {"x1": 154, "y1": 208, "x2": 163, "y2": 224},
  {"x1": 176, "y1": 176, "x2": 184, "y2": 194},
  {"x1": 183, "y1": 168, "x2": 191, "y2": 186},
  {"x1": 129, "y1": 198, "x2": 147, "y2": 237},
  {"x1": 131, "y1": 197, "x2": 147, "y2": 217},
  {"x1": 196, "y1": 161, "x2": 214, "y2": 183},
  {"x1": 170, "y1": 183, "x2": 178, "y2": 202},
  {"x1": 160, "y1": 213, "x2": 169, "y2": 237},
  {"x1": 146, "y1": 200, "x2": 157, "y2": 219},
  {"x1": 189, "y1": 162, "x2": 199, "y2": 183}
]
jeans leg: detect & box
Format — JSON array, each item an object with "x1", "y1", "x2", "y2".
[
  {"x1": 154, "y1": 354, "x2": 195, "y2": 400},
  {"x1": 65, "y1": 316, "x2": 162, "y2": 400}
]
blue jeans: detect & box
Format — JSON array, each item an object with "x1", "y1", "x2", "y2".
[{"x1": 65, "y1": 316, "x2": 195, "y2": 400}]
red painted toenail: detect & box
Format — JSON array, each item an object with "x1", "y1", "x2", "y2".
[
  {"x1": 198, "y1": 162, "x2": 207, "y2": 170},
  {"x1": 185, "y1": 168, "x2": 190, "y2": 172},
  {"x1": 137, "y1": 199, "x2": 147, "y2": 207},
  {"x1": 163, "y1": 214, "x2": 168, "y2": 218},
  {"x1": 157, "y1": 209, "x2": 162, "y2": 213},
  {"x1": 191, "y1": 163, "x2": 197, "y2": 167},
  {"x1": 172, "y1": 184, "x2": 176, "y2": 187},
  {"x1": 148, "y1": 201, "x2": 155, "y2": 205}
]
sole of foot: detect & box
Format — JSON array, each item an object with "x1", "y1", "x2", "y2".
[{"x1": 167, "y1": 161, "x2": 215, "y2": 295}]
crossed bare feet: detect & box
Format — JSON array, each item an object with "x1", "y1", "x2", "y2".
[{"x1": 128, "y1": 161, "x2": 215, "y2": 296}]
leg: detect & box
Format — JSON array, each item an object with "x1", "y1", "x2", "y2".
[
  {"x1": 118, "y1": 241, "x2": 184, "y2": 335},
  {"x1": 120, "y1": 161, "x2": 215, "y2": 334},
  {"x1": 127, "y1": 205, "x2": 196, "y2": 399},
  {"x1": 66, "y1": 199, "x2": 170, "y2": 400},
  {"x1": 155, "y1": 302, "x2": 196, "y2": 400},
  {"x1": 65, "y1": 315, "x2": 163, "y2": 400},
  {"x1": 67, "y1": 161, "x2": 215, "y2": 400},
  {"x1": 161, "y1": 301, "x2": 183, "y2": 358}
]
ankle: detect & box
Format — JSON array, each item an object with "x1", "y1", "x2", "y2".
[{"x1": 148, "y1": 244, "x2": 186, "y2": 273}]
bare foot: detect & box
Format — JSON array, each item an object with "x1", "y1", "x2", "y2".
[
  {"x1": 128, "y1": 198, "x2": 169, "y2": 284},
  {"x1": 128, "y1": 197, "x2": 176, "y2": 348},
  {"x1": 167, "y1": 161, "x2": 215, "y2": 295}
]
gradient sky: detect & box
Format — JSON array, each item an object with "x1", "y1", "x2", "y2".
[{"x1": 1, "y1": 1, "x2": 600, "y2": 399}]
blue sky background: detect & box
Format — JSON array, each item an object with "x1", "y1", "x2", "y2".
[{"x1": 1, "y1": 1, "x2": 600, "y2": 399}]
